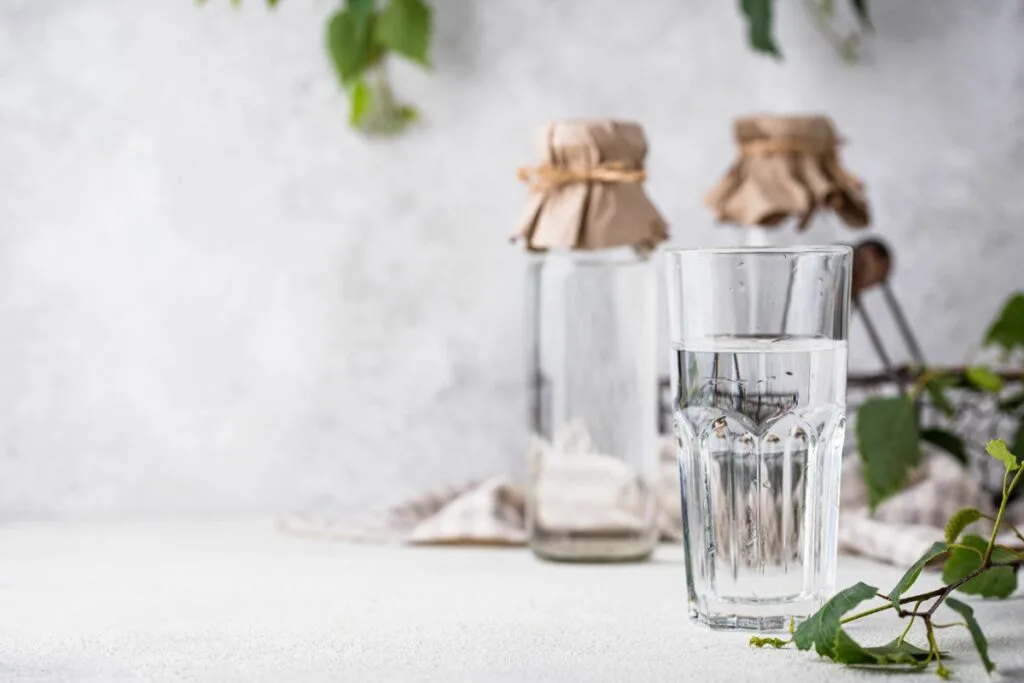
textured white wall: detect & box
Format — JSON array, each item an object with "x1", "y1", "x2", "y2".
[{"x1": 0, "y1": 0, "x2": 1021, "y2": 517}]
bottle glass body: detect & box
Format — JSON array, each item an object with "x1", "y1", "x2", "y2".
[{"x1": 525, "y1": 247, "x2": 659, "y2": 562}]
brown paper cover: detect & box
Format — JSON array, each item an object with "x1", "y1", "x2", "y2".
[
  {"x1": 705, "y1": 115, "x2": 870, "y2": 231},
  {"x1": 515, "y1": 120, "x2": 668, "y2": 251}
]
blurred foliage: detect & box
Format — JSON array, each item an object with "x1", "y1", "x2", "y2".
[
  {"x1": 741, "y1": 0, "x2": 871, "y2": 63},
  {"x1": 201, "y1": 0, "x2": 879, "y2": 136},
  {"x1": 857, "y1": 292, "x2": 1024, "y2": 510},
  {"x1": 198, "y1": 0, "x2": 431, "y2": 136}
]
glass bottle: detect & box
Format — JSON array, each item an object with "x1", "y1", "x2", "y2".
[
  {"x1": 525, "y1": 246, "x2": 659, "y2": 561},
  {"x1": 515, "y1": 119, "x2": 668, "y2": 562}
]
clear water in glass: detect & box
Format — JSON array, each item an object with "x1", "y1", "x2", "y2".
[{"x1": 672, "y1": 335, "x2": 847, "y2": 631}]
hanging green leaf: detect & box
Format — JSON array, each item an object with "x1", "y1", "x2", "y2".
[
  {"x1": 945, "y1": 507, "x2": 982, "y2": 544},
  {"x1": 888, "y1": 541, "x2": 948, "y2": 611},
  {"x1": 740, "y1": 0, "x2": 781, "y2": 58},
  {"x1": 325, "y1": 0, "x2": 379, "y2": 86},
  {"x1": 985, "y1": 293, "x2": 1024, "y2": 353},
  {"x1": 966, "y1": 366, "x2": 1003, "y2": 392},
  {"x1": 850, "y1": 0, "x2": 871, "y2": 29},
  {"x1": 942, "y1": 535, "x2": 1018, "y2": 598},
  {"x1": 945, "y1": 598, "x2": 995, "y2": 673},
  {"x1": 920, "y1": 428, "x2": 968, "y2": 465},
  {"x1": 377, "y1": 0, "x2": 432, "y2": 67},
  {"x1": 856, "y1": 396, "x2": 921, "y2": 509},
  {"x1": 793, "y1": 582, "x2": 878, "y2": 657}
]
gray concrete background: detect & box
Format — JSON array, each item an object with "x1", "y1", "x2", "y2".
[{"x1": 0, "y1": 0, "x2": 1021, "y2": 517}]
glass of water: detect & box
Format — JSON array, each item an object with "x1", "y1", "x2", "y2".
[{"x1": 665, "y1": 246, "x2": 852, "y2": 631}]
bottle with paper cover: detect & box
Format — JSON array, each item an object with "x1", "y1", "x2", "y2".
[
  {"x1": 705, "y1": 115, "x2": 871, "y2": 248},
  {"x1": 515, "y1": 119, "x2": 668, "y2": 561}
]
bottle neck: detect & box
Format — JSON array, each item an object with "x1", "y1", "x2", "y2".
[{"x1": 539, "y1": 245, "x2": 652, "y2": 266}]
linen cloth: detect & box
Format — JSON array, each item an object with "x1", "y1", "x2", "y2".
[{"x1": 281, "y1": 439, "x2": 1024, "y2": 567}]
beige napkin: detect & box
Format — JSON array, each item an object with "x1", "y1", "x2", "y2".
[
  {"x1": 281, "y1": 437, "x2": 682, "y2": 547},
  {"x1": 282, "y1": 442, "x2": 1023, "y2": 568},
  {"x1": 839, "y1": 447, "x2": 1024, "y2": 565}
]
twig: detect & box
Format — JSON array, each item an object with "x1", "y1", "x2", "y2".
[
  {"x1": 848, "y1": 365, "x2": 1023, "y2": 389},
  {"x1": 896, "y1": 600, "x2": 923, "y2": 645}
]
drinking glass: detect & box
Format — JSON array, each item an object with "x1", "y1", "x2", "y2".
[{"x1": 664, "y1": 246, "x2": 852, "y2": 631}]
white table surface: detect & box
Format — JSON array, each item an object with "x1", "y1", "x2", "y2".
[{"x1": 0, "y1": 520, "x2": 1020, "y2": 683}]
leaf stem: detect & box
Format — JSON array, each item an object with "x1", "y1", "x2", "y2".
[
  {"x1": 997, "y1": 546, "x2": 1024, "y2": 560},
  {"x1": 985, "y1": 466, "x2": 1024, "y2": 564},
  {"x1": 947, "y1": 543, "x2": 984, "y2": 559},
  {"x1": 840, "y1": 602, "x2": 893, "y2": 624},
  {"x1": 909, "y1": 368, "x2": 938, "y2": 400},
  {"x1": 931, "y1": 621, "x2": 968, "y2": 630},
  {"x1": 924, "y1": 617, "x2": 950, "y2": 678}
]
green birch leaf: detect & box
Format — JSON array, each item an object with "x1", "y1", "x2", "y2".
[
  {"x1": 985, "y1": 292, "x2": 1024, "y2": 353},
  {"x1": 888, "y1": 541, "x2": 948, "y2": 610},
  {"x1": 856, "y1": 396, "x2": 921, "y2": 509},
  {"x1": 945, "y1": 597, "x2": 995, "y2": 673},
  {"x1": 325, "y1": 0, "x2": 377, "y2": 86},
  {"x1": 987, "y1": 439, "x2": 1020, "y2": 471},
  {"x1": 945, "y1": 508, "x2": 982, "y2": 544},
  {"x1": 740, "y1": 0, "x2": 781, "y2": 58},
  {"x1": 376, "y1": 0, "x2": 432, "y2": 66},
  {"x1": 921, "y1": 428, "x2": 968, "y2": 465},
  {"x1": 942, "y1": 534, "x2": 1018, "y2": 598},
  {"x1": 966, "y1": 366, "x2": 1003, "y2": 392},
  {"x1": 834, "y1": 630, "x2": 937, "y2": 666},
  {"x1": 793, "y1": 582, "x2": 878, "y2": 657}
]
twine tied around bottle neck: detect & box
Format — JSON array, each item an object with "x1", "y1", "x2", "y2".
[
  {"x1": 738, "y1": 137, "x2": 842, "y2": 158},
  {"x1": 516, "y1": 161, "x2": 646, "y2": 193}
]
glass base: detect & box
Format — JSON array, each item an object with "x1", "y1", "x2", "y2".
[
  {"x1": 529, "y1": 533, "x2": 657, "y2": 563},
  {"x1": 688, "y1": 597, "x2": 821, "y2": 632}
]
